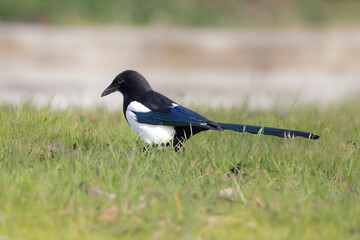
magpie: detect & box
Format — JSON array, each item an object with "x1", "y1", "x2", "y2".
[{"x1": 101, "y1": 70, "x2": 319, "y2": 150}]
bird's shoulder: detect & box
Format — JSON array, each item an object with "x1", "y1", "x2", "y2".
[
  {"x1": 137, "y1": 90, "x2": 176, "y2": 113},
  {"x1": 125, "y1": 90, "x2": 223, "y2": 131},
  {"x1": 136, "y1": 90, "x2": 212, "y2": 123}
]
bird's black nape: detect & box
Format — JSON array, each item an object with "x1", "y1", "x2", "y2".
[{"x1": 101, "y1": 70, "x2": 152, "y2": 98}]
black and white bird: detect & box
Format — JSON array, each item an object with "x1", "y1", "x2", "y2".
[{"x1": 101, "y1": 70, "x2": 319, "y2": 150}]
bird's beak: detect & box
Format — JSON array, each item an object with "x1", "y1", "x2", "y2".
[{"x1": 101, "y1": 84, "x2": 118, "y2": 97}]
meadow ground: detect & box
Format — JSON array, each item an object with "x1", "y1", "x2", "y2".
[{"x1": 0, "y1": 101, "x2": 359, "y2": 239}]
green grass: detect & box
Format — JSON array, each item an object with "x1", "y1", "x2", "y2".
[
  {"x1": 0, "y1": 101, "x2": 359, "y2": 239},
  {"x1": 1, "y1": 0, "x2": 360, "y2": 27}
]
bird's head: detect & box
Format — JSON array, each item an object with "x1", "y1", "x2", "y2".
[{"x1": 101, "y1": 70, "x2": 152, "y2": 97}]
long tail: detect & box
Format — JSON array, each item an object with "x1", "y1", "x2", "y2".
[{"x1": 217, "y1": 123, "x2": 319, "y2": 140}]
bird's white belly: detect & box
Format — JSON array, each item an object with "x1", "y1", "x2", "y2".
[{"x1": 125, "y1": 102, "x2": 175, "y2": 145}]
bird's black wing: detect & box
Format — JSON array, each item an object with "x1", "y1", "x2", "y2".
[{"x1": 134, "y1": 91, "x2": 222, "y2": 130}]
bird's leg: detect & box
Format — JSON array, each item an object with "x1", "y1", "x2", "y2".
[
  {"x1": 171, "y1": 136, "x2": 186, "y2": 152},
  {"x1": 174, "y1": 144, "x2": 185, "y2": 153},
  {"x1": 142, "y1": 146, "x2": 150, "y2": 153},
  {"x1": 143, "y1": 143, "x2": 172, "y2": 152},
  {"x1": 227, "y1": 161, "x2": 246, "y2": 177}
]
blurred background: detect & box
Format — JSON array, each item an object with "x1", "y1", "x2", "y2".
[{"x1": 1, "y1": 0, "x2": 360, "y2": 110}]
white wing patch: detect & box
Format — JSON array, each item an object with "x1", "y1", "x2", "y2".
[
  {"x1": 125, "y1": 101, "x2": 175, "y2": 145},
  {"x1": 127, "y1": 101, "x2": 151, "y2": 113}
]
